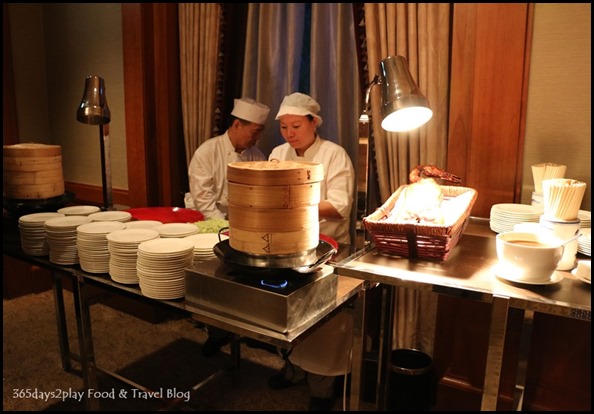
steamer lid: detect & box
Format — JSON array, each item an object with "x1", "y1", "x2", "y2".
[
  {"x1": 3, "y1": 143, "x2": 62, "y2": 157},
  {"x1": 227, "y1": 160, "x2": 323, "y2": 185}
]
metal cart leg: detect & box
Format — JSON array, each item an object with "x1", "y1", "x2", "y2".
[
  {"x1": 230, "y1": 333, "x2": 242, "y2": 387},
  {"x1": 481, "y1": 295, "x2": 510, "y2": 410},
  {"x1": 52, "y1": 272, "x2": 72, "y2": 372},
  {"x1": 376, "y1": 284, "x2": 395, "y2": 410},
  {"x1": 349, "y1": 287, "x2": 367, "y2": 410},
  {"x1": 71, "y1": 275, "x2": 100, "y2": 410},
  {"x1": 512, "y1": 309, "x2": 534, "y2": 411}
]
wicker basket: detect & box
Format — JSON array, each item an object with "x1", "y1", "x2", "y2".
[{"x1": 363, "y1": 185, "x2": 478, "y2": 261}]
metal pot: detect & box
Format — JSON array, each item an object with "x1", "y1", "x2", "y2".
[{"x1": 213, "y1": 238, "x2": 336, "y2": 278}]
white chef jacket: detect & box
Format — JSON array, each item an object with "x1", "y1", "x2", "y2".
[
  {"x1": 288, "y1": 308, "x2": 354, "y2": 377},
  {"x1": 269, "y1": 136, "x2": 355, "y2": 244},
  {"x1": 188, "y1": 132, "x2": 266, "y2": 219}
]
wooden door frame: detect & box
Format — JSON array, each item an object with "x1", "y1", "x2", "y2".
[{"x1": 121, "y1": 3, "x2": 185, "y2": 208}]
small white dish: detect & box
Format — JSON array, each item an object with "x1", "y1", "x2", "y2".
[
  {"x1": 494, "y1": 264, "x2": 563, "y2": 286},
  {"x1": 571, "y1": 268, "x2": 591, "y2": 285},
  {"x1": 58, "y1": 205, "x2": 101, "y2": 216},
  {"x1": 89, "y1": 211, "x2": 132, "y2": 222}
]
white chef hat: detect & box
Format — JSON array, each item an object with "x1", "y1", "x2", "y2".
[
  {"x1": 231, "y1": 98, "x2": 270, "y2": 125},
  {"x1": 275, "y1": 92, "x2": 323, "y2": 127}
]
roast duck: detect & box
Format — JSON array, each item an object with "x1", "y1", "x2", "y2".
[{"x1": 386, "y1": 165, "x2": 462, "y2": 225}]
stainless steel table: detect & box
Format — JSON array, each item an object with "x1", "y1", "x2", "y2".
[
  {"x1": 3, "y1": 219, "x2": 365, "y2": 410},
  {"x1": 335, "y1": 217, "x2": 591, "y2": 410}
]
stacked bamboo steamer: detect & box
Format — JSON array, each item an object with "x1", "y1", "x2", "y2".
[
  {"x1": 3, "y1": 143, "x2": 65, "y2": 200},
  {"x1": 227, "y1": 160, "x2": 323, "y2": 256}
]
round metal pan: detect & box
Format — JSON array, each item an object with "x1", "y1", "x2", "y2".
[
  {"x1": 213, "y1": 238, "x2": 336, "y2": 277},
  {"x1": 3, "y1": 191, "x2": 75, "y2": 217}
]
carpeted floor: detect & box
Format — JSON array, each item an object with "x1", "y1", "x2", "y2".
[{"x1": 3, "y1": 288, "x2": 375, "y2": 411}]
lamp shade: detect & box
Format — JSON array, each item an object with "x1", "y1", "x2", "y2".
[
  {"x1": 77, "y1": 75, "x2": 110, "y2": 125},
  {"x1": 378, "y1": 56, "x2": 432, "y2": 132}
]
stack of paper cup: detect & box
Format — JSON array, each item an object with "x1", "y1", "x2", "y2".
[
  {"x1": 542, "y1": 178, "x2": 586, "y2": 221},
  {"x1": 531, "y1": 163, "x2": 567, "y2": 194}
]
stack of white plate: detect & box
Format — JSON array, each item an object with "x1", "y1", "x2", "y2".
[
  {"x1": 76, "y1": 221, "x2": 126, "y2": 274},
  {"x1": 578, "y1": 210, "x2": 591, "y2": 228},
  {"x1": 124, "y1": 220, "x2": 163, "y2": 230},
  {"x1": 184, "y1": 233, "x2": 229, "y2": 262},
  {"x1": 18, "y1": 212, "x2": 65, "y2": 256},
  {"x1": 490, "y1": 203, "x2": 542, "y2": 233},
  {"x1": 107, "y1": 228, "x2": 160, "y2": 284},
  {"x1": 57, "y1": 205, "x2": 101, "y2": 216},
  {"x1": 89, "y1": 211, "x2": 132, "y2": 223},
  {"x1": 577, "y1": 228, "x2": 591, "y2": 256},
  {"x1": 154, "y1": 223, "x2": 200, "y2": 238},
  {"x1": 44, "y1": 216, "x2": 93, "y2": 265},
  {"x1": 531, "y1": 191, "x2": 544, "y2": 209},
  {"x1": 136, "y1": 238, "x2": 194, "y2": 299}
]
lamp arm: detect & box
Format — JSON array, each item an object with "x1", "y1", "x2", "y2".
[
  {"x1": 359, "y1": 74, "x2": 380, "y2": 123},
  {"x1": 357, "y1": 75, "x2": 381, "y2": 245},
  {"x1": 98, "y1": 124, "x2": 113, "y2": 211}
]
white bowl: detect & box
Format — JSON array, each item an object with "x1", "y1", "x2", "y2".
[{"x1": 496, "y1": 231, "x2": 565, "y2": 282}]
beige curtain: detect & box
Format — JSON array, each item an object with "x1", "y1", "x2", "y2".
[
  {"x1": 178, "y1": 3, "x2": 221, "y2": 167},
  {"x1": 363, "y1": 3, "x2": 451, "y2": 354}
]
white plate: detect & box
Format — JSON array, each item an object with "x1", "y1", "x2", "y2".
[
  {"x1": 571, "y1": 268, "x2": 591, "y2": 285},
  {"x1": 138, "y1": 238, "x2": 195, "y2": 255},
  {"x1": 491, "y1": 203, "x2": 542, "y2": 216},
  {"x1": 77, "y1": 221, "x2": 126, "y2": 234},
  {"x1": 124, "y1": 220, "x2": 163, "y2": 229},
  {"x1": 154, "y1": 223, "x2": 200, "y2": 237},
  {"x1": 19, "y1": 212, "x2": 65, "y2": 224},
  {"x1": 107, "y1": 228, "x2": 160, "y2": 244},
  {"x1": 578, "y1": 229, "x2": 591, "y2": 256},
  {"x1": 89, "y1": 211, "x2": 132, "y2": 222},
  {"x1": 494, "y1": 265, "x2": 563, "y2": 286},
  {"x1": 44, "y1": 215, "x2": 93, "y2": 229},
  {"x1": 58, "y1": 205, "x2": 101, "y2": 216}
]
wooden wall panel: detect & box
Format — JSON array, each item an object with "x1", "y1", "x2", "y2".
[
  {"x1": 433, "y1": 296, "x2": 524, "y2": 410},
  {"x1": 523, "y1": 313, "x2": 591, "y2": 411},
  {"x1": 3, "y1": 3, "x2": 19, "y2": 146},
  {"x1": 121, "y1": 4, "x2": 184, "y2": 208},
  {"x1": 442, "y1": 5, "x2": 590, "y2": 412},
  {"x1": 121, "y1": 3, "x2": 151, "y2": 208},
  {"x1": 447, "y1": 3, "x2": 531, "y2": 218}
]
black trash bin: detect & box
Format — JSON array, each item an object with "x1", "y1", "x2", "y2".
[{"x1": 388, "y1": 349, "x2": 436, "y2": 411}]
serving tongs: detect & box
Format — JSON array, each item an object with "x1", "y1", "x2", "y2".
[{"x1": 291, "y1": 242, "x2": 337, "y2": 274}]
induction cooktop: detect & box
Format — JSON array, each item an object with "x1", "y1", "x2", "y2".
[{"x1": 185, "y1": 258, "x2": 337, "y2": 333}]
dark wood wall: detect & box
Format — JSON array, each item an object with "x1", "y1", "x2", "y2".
[
  {"x1": 447, "y1": 3, "x2": 531, "y2": 217},
  {"x1": 121, "y1": 3, "x2": 185, "y2": 209}
]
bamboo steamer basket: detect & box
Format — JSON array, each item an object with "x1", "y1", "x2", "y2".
[
  {"x1": 228, "y1": 224, "x2": 320, "y2": 255},
  {"x1": 227, "y1": 181, "x2": 321, "y2": 208},
  {"x1": 227, "y1": 160, "x2": 324, "y2": 186},
  {"x1": 3, "y1": 143, "x2": 65, "y2": 200},
  {"x1": 227, "y1": 160, "x2": 323, "y2": 256},
  {"x1": 227, "y1": 204, "x2": 319, "y2": 232}
]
